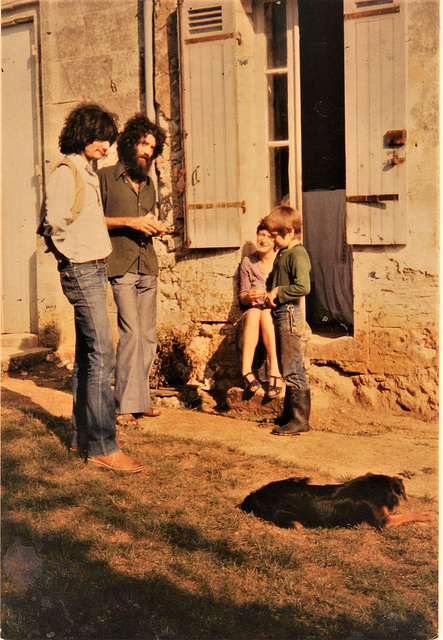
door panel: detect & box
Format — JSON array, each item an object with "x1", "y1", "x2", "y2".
[{"x1": 1, "y1": 21, "x2": 40, "y2": 332}]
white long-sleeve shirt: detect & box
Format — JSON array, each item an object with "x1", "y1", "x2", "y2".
[{"x1": 43, "y1": 153, "x2": 112, "y2": 262}]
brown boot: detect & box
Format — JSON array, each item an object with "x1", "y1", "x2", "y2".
[{"x1": 87, "y1": 450, "x2": 143, "y2": 473}]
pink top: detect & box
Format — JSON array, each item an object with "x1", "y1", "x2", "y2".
[{"x1": 239, "y1": 252, "x2": 267, "y2": 307}]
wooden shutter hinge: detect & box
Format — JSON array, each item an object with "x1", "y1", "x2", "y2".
[
  {"x1": 188, "y1": 201, "x2": 247, "y2": 213},
  {"x1": 346, "y1": 194, "x2": 398, "y2": 203},
  {"x1": 344, "y1": 5, "x2": 400, "y2": 20},
  {"x1": 185, "y1": 32, "x2": 242, "y2": 46}
]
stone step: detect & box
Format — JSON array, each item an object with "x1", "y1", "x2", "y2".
[
  {"x1": 1, "y1": 333, "x2": 40, "y2": 349},
  {"x1": 1, "y1": 346, "x2": 51, "y2": 372}
]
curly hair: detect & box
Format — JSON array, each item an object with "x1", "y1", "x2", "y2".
[
  {"x1": 58, "y1": 102, "x2": 118, "y2": 155},
  {"x1": 117, "y1": 113, "x2": 166, "y2": 164}
]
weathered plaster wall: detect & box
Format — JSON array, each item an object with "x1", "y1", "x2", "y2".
[{"x1": 152, "y1": 0, "x2": 439, "y2": 416}]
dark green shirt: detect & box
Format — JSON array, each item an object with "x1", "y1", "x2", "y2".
[
  {"x1": 98, "y1": 162, "x2": 159, "y2": 279},
  {"x1": 268, "y1": 244, "x2": 311, "y2": 305}
]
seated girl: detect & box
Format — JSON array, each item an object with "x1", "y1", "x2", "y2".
[{"x1": 238, "y1": 221, "x2": 282, "y2": 398}]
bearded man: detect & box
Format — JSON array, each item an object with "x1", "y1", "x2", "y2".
[{"x1": 98, "y1": 114, "x2": 167, "y2": 428}]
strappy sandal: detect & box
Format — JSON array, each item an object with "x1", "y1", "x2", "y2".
[
  {"x1": 268, "y1": 376, "x2": 283, "y2": 398},
  {"x1": 243, "y1": 372, "x2": 261, "y2": 394},
  {"x1": 116, "y1": 413, "x2": 139, "y2": 428}
]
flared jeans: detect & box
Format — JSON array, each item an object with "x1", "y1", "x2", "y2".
[
  {"x1": 109, "y1": 272, "x2": 158, "y2": 414},
  {"x1": 59, "y1": 260, "x2": 118, "y2": 457}
]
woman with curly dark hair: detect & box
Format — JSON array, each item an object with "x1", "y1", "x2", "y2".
[
  {"x1": 98, "y1": 114, "x2": 167, "y2": 428},
  {"x1": 42, "y1": 102, "x2": 143, "y2": 473}
]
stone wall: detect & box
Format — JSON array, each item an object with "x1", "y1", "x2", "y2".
[{"x1": 32, "y1": 0, "x2": 438, "y2": 419}]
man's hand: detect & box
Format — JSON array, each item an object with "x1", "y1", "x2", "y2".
[
  {"x1": 105, "y1": 214, "x2": 168, "y2": 236},
  {"x1": 127, "y1": 214, "x2": 166, "y2": 236},
  {"x1": 146, "y1": 214, "x2": 167, "y2": 236},
  {"x1": 265, "y1": 287, "x2": 279, "y2": 308}
]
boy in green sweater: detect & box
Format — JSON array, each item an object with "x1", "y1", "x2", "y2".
[{"x1": 264, "y1": 205, "x2": 312, "y2": 435}]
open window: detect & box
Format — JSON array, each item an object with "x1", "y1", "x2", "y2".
[
  {"x1": 255, "y1": 0, "x2": 353, "y2": 334},
  {"x1": 254, "y1": 0, "x2": 408, "y2": 334}
]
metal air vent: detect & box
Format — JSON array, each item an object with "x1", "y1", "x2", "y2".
[{"x1": 188, "y1": 5, "x2": 223, "y2": 36}]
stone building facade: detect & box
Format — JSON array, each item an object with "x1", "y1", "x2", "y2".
[{"x1": 1, "y1": 0, "x2": 439, "y2": 419}]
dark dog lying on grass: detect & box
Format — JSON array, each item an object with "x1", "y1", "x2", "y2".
[{"x1": 240, "y1": 473, "x2": 436, "y2": 530}]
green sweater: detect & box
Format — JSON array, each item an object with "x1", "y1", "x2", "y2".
[
  {"x1": 98, "y1": 162, "x2": 158, "y2": 279},
  {"x1": 268, "y1": 244, "x2": 311, "y2": 305}
]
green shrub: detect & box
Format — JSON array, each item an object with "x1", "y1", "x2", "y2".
[{"x1": 151, "y1": 322, "x2": 198, "y2": 388}]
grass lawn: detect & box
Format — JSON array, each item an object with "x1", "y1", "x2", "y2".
[{"x1": 1, "y1": 404, "x2": 438, "y2": 640}]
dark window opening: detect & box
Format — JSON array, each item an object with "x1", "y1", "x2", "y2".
[
  {"x1": 298, "y1": 0, "x2": 345, "y2": 191},
  {"x1": 298, "y1": 0, "x2": 353, "y2": 337}
]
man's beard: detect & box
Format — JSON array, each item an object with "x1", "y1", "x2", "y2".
[{"x1": 123, "y1": 149, "x2": 152, "y2": 182}]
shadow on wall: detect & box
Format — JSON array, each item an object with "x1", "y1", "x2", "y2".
[
  {"x1": 204, "y1": 241, "x2": 268, "y2": 393},
  {"x1": 157, "y1": 8, "x2": 184, "y2": 236}
]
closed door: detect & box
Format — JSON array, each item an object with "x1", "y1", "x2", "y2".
[{"x1": 1, "y1": 21, "x2": 40, "y2": 333}]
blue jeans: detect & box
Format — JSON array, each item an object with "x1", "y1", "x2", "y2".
[
  {"x1": 59, "y1": 261, "x2": 119, "y2": 457},
  {"x1": 109, "y1": 273, "x2": 158, "y2": 414},
  {"x1": 272, "y1": 303, "x2": 310, "y2": 389}
]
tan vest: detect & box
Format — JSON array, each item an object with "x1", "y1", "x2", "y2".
[{"x1": 37, "y1": 156, "x2": 86, "y2": 257}]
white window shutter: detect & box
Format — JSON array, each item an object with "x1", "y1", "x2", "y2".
[
  {"x1": 344, "y1": 0, "x2": 408, "y2": 245},
  {"x1": 180, "y1": 0, "x2": 243, "y2": 248}
]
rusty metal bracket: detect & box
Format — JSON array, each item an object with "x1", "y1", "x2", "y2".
[
  {"x1": 346, "y1": 194, "x2": 399, "y2": 203},
  {"x1": 386, "y1": 129, "x2": 407, "y2": 146},
  {"x1": 387, "y1": 150, "x2": 406, "y2": 166},
  {"x1": 185, "y1": 32, "x2": 242, "y2": 45},
  {"x1": 344, "y1": 5, "x2": 400, "y2": 20},
  {"x1": 188, "y1": 201, "x2": 247, "y2": 213}
]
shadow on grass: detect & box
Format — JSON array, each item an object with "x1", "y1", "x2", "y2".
[
  {"x1": 1, "y1": 396, "x2": 437, "y2": 640},
  {"x1": 2, "y1": 513, "x2": 434, "y2": 640},
  {"x1": 2, "y1": 460, "x2": 436, "y2": 640}
]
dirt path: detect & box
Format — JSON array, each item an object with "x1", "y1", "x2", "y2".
[{"x1": 1, "y1": 372, "x2": 438, "y2": 501}]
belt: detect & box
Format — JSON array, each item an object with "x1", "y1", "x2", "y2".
[{"x1": 58, "y1": 258, "x2": 106, "y2": 269}]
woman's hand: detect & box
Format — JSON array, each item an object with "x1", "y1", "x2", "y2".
[
  {"x1": 239, "y1": 288, "x2": 266, "y2": 307},
  {"x1": 248, "y1": 288, "x2": 265, "y2": 303}
]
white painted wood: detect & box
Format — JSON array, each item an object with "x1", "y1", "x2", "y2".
[
  {"x1": 286, "y1": 0, "x2": 303, "y2": 215},
  {"x1": 344, "y1": 0, "x2": 408, "y2": 244},
  {"x1": 1, "y1": 21, "x2": 40, "y2": 332},
  {"x1": 181, "y1": 0, "x2": 241, "y2": 248}
]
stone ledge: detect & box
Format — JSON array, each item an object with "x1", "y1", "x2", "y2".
[
  {"x1": 226, "y1": 386, "x2": 284, "y2": 418},
  {"x1": 1, "y1": 333, "x2": 40, "y2": 349},
  {"x1": 1, "y1": 347, "x2": 51, "y2": 372}
]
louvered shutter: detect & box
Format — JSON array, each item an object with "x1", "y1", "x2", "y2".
[
  {"x1": 344, "y1": 0, "x2": 408, "y2": 245},
  {"x1": 180, "y1": 0, "x2": 243, "y2": 248}
]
